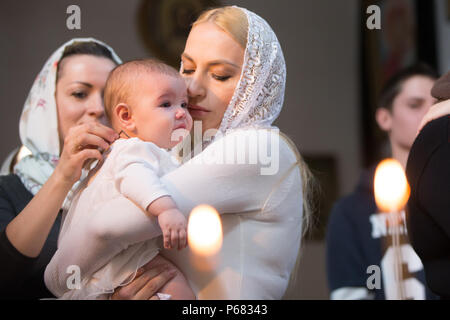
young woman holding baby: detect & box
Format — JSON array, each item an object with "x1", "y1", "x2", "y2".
[{"x1": 0, "y1": 6, "x2": 319, "y2": 299}]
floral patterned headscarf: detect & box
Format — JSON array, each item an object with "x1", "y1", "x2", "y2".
[{"x1": 14, "y1": 38, "x2": 121, "y2": 208}]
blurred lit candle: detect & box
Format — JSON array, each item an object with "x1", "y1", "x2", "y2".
[
  {"x1": 187, "y1": 205, "x2": 223, "y2": 271},
  {"x1": 374, "y1": 159, "x2": 410, "y2": 213},
  {"x1": 374, "y1": 158, "x2": 410, "y2": 300}
]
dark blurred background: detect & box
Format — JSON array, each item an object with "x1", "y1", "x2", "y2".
[{"x1": 1, "y1": 0, "x2": 449, "y2": 299}]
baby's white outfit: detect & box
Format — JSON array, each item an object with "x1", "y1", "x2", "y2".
[{"x1": 44, "y1": 137, "x2": 179, "y2": 299}]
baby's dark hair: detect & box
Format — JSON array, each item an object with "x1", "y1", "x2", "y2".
[
  {"x1": 377, "y1": 63, "x2": 439, "y2": 111},
  {"x1": 56, "y1": 41, "x2": 118, "y2": 81},
  {"x1": 103, "y1": 59, "x2": 181, "y2": 121}
]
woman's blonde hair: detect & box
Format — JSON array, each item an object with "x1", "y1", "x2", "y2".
[
  {"x1": 193, "y1": 6, "x2": 248, "y2": 49},
  {"x1": 279, "y1": 133, "x2": 319, "y2": 299}
]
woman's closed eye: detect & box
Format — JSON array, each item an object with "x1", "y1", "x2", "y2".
[
  {"x1": 181, "y1": 66, "x2": 232, "y2": 81},
  {"x1": 212, "y1": 74, "x2": 231, "y2": 81},
  {"x1": 181, "y1": 69, "x2": 194, "y2": 75},
  {"x1": 71, "y1": 91, "x2": 88, "y2": 99}
]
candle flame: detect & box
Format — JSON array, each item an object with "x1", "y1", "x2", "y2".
[
  {"x1": 374, "y1": 159, "x2": 410, "y2": 212},
  {"x1": 188, "y1": 205, "x2": 223, "y2": 256}
]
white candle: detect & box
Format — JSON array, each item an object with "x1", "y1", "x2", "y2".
[{"x1": 374, "y1": 158, "x2": 411, "y2": 300}]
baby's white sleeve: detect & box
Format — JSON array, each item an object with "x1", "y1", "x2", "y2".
[{"x1": 114, "y1": 139, "x2": 172, "y2": 211}]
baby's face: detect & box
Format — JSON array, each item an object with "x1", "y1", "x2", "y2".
[{"x1": 131, "y1": 73, "x2": 192, "y2": 149}]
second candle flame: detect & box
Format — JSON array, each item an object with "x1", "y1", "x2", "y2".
[
  {"x1": 374, "y1": 158, "x2": 410, "y2": 213},
  {"x1": 187, "y1": 204, "x2": 223, "y2": 256}
]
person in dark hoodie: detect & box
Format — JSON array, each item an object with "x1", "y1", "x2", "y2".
[
  {"x1": 405, "y1": 71, "x2": 450, "y2": 299},
  {"x1": 326, "y1": 64, "x2": 439, "y2": 300}
]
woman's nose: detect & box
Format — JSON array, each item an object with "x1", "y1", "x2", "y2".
[
  {"x1": 87, "y1": 96, "x2": 105, "y2": 119},
  {"x1": 186, "y1": 76, "x2": 206, "y2": 100}
]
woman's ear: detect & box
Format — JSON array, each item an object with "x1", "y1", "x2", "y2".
[
  {"x1": 115, "y1": 103, "x2": 136, "y2": 132},
  {"x1": 376, "y1": 107, "x2": 392, "y2": 132}
]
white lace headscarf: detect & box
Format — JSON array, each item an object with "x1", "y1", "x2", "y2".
[
  {"x1": 217, "y1": 6, "x2": 286, "y2": 134},
  {"x1": 13, "y1": 38, "x2": 121, "y2": 209}
]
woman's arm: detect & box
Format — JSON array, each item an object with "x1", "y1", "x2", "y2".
[
  {"x1": 108, "y1": 130, "x2": 298, "y2": 299},
  {"x1": 5, "y1": 170, "x2": 73, "y2": 258},
  {"x1": 161, "y1": 129, "x2": 296, "y2": 216},
  {"x1": 159, "y1": 130, "x2": 303, "y2": 299},
  {"x1": 0, "y1": 193, "x2": 39, "y2": 294},
  {"x1": 5, "y1": 123, "x2": 117, "y2": 258}
]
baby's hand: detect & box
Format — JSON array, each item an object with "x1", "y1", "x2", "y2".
[{"x1": 158, "y1": 209, "x2": 187, "y2": 250}]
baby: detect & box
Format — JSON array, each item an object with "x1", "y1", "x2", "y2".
[{"x1": 44, "y1": 59, "x2": 194, "y2": 299}]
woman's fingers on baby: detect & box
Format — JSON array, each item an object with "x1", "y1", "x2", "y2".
[
  {"x1": 135, "y1": 267, "x2": 146, "y2": 278},
  {"x1": 112, "y1": 265, "x2": 165, "y2": 300},
  {"x1": 134, "y1": 269, "x2": 175, "y2": 300},
  {"x1": 82, "y1": 122, "x2": 118, "y2": 144},
  {"x1": 76, "y1": 133, "x2": 110, "y2": 152},
  {"x1": 77, "y1": 148, "x2": 102, "y2": 164}
]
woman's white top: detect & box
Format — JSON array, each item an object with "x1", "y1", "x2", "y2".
[
  {"x1": 45, "y1": 129, "x2": 303, "y2": 300},
  {"x1": 161, "y1": 129, "x2": 303, "y2": 299},
  {"x1": 44, "y1": 137, "x2": 179, "y2": 299}
]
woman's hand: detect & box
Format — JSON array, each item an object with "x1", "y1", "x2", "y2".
[
  {"x1": 6, "y1": 122, "x2": 118, "y2": 258},
  {"x1": 110, "y1": 255, "x2": 177, "y2": 300},
  {"x1": 417, "y1": 100, "x2": 450, "y2": 135},
  {"x1": 54, "y1": 122, "x2": 118, "y2": 186}
]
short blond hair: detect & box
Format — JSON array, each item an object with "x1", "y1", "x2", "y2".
[
  {"x1": 193, "y1": 6, "x2": 248, "y2": 49},
  {"x1": 103, "y1": 59, "x2": 180, "y2": 121}
]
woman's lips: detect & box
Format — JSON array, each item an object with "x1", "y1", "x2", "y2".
[{"x1": 188, "y1": 104, "x2": 210, "y2": 117}]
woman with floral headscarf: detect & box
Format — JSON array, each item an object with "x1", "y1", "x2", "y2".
[
  {"x1": 0, "y1": 38, "x2": 178, "y2": 299},
  {"x1": 110, "y1": 6, "x2": 314, "y2": 300}
]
